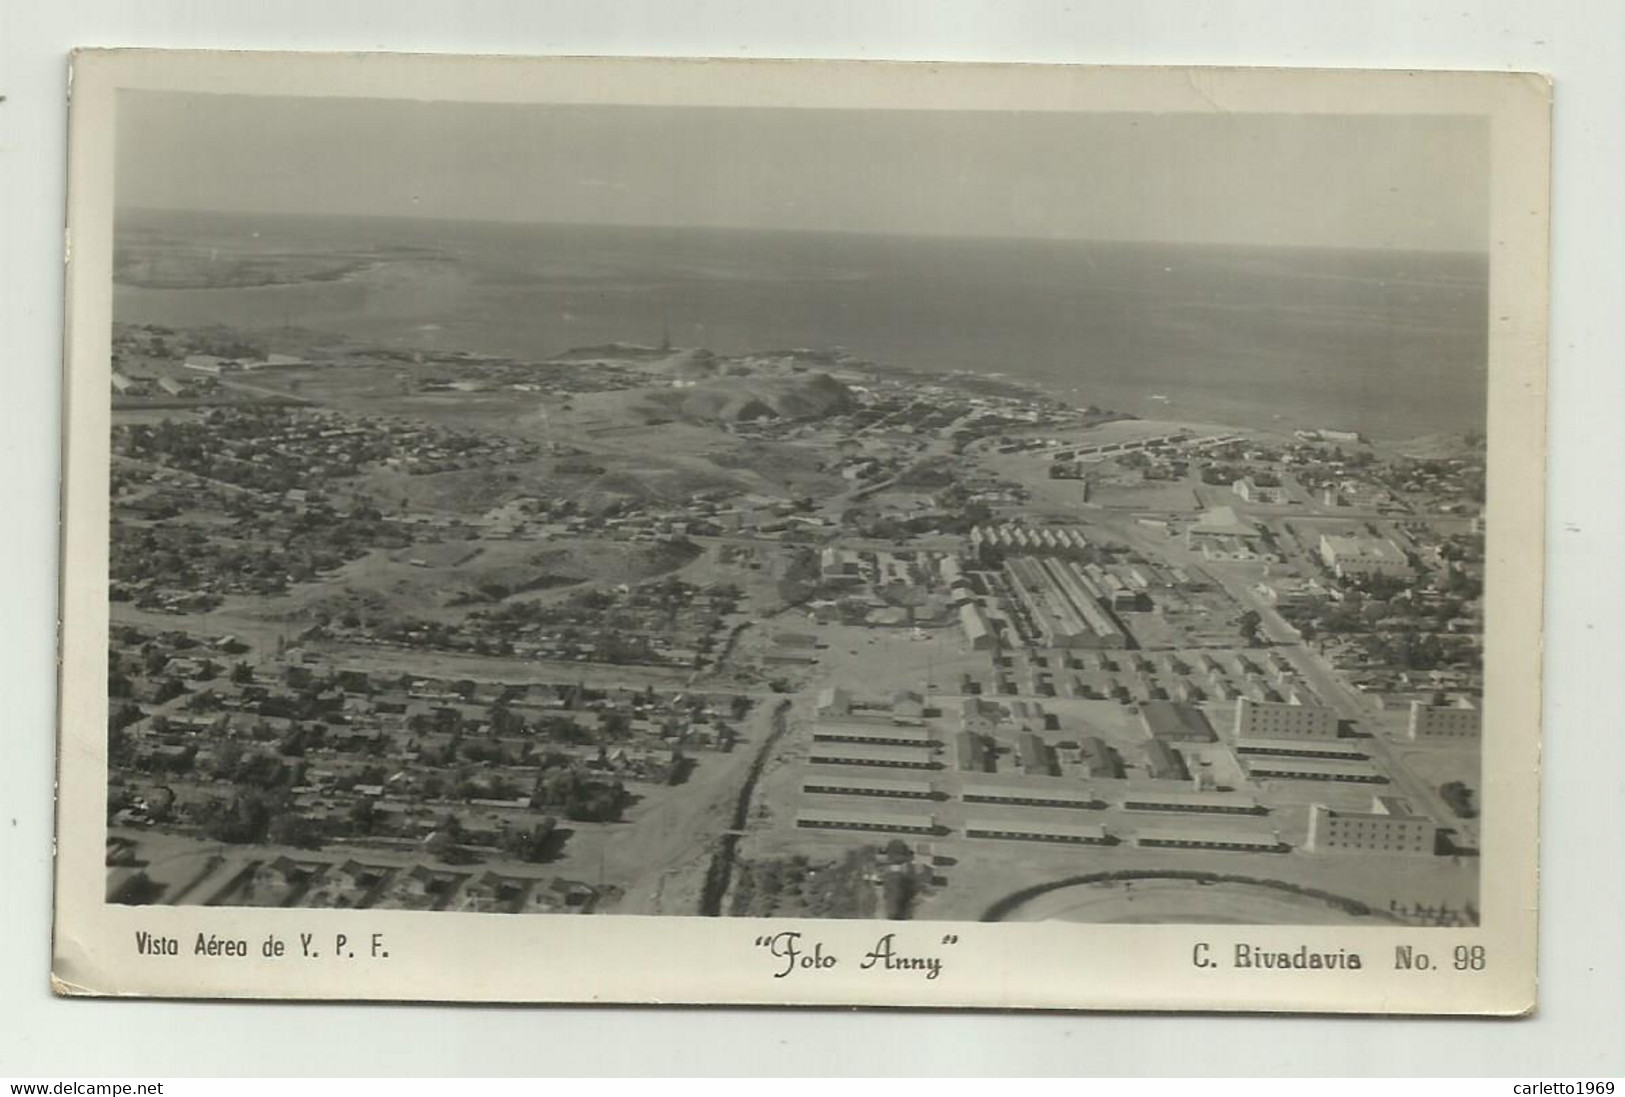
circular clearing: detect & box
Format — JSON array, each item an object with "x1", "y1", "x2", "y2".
[{"x1": 995, "y1": 876, "x2": 1388, "y2": 925}]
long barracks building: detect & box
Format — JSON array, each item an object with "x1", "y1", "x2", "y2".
[
  {"x1": 1135, "y1": 828, "x2": 1286, "y2": 853},
  {"x1": 811, "y1": 723, "x2": 937, "y2": 748},
  {"x1": 801, "y1": 772, "x2": 938, "y2": 801},
  {"x1": 1242, "y1": 756, "x2": 1388, "y2": 784},
  {"x1": 964, "y1": 819, "x2": 1111, "y2": 846},
  {"x1": 806, "y1": 742, "x2": 941, "y2": 770},
  {"x1": 796, "y1": 808, "x2": 938, "y2": 836},
  {"x1": 1121, "y1": 791, "x2": 1266, "y2": 816},
  {"x1": 961, "y1": 782, "x2": 1101, "y2": 810}
]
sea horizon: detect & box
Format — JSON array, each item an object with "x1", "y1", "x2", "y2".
[{"x1": 112, "y1": 207, "x2": 1490, "y2": 440}]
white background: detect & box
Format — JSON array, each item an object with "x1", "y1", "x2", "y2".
[{"x1": 2, "y1": 0, "x2": 1621, "y2": 1077}]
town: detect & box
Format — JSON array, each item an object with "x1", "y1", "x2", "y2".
[{"x1": 105, "y1": 320, "x2": 1487, "y2": 925}]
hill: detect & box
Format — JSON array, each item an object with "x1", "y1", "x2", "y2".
[{"x1": 636, "y1": 371, "x2": 855, "y2": 425}]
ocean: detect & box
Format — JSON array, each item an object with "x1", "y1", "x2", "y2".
[{"x1": 113, "y1": 209, "x2": 1489, "y2": 440}]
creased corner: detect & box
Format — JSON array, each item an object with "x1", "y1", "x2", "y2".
[{"x1": 50, "y1": 968, "x2": 100, "y2": 998}]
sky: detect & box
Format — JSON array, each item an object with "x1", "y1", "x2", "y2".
[{"x1": 115, "y1": 91, "x2": 1488, "y2": 252}]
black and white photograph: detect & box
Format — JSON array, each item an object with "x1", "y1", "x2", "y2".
[{"x1": 52, "y1": 52, "x2": 1548, "y2": 1011}]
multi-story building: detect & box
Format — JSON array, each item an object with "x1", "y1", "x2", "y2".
[
  {"x1": 1321, "y1": 480, "x2": 1390, "y2": 510},
  {"x1": 1307, "y1": 796, "x2": 1436, "y2": 855},
  {"x1": 1318, "y1": 533, "x2": 1409, "y2": 579},
  {"x1": 1232, "y1": 476, "x2": 1286, "y2": 504},
  {"x1": 1232, "y1": 695, "x2": 1340, "y2": 740},
  {"x1": 1408, "y1": 698, "x2": 1481, "y2": 742}
]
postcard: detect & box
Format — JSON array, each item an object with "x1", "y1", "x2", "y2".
[{"x1": 54, "y1": 50, "x2": 1548, "y2": 1012}]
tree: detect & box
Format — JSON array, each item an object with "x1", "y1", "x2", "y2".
[
  {"x1": 153, "y1": 677, "x2": 188, "y2": 704},
  {"x1": 1439, "y1": 781, "x2": 1478, "y2": 819},
  {"x1": 883, "y1": 838, "x2": 915, "y2": 866},
  {"x1": 205, "y1": 791, "x2": 278, "y2": 844},
  {"x1": 211, "y1": 739, "x2": 245, "y2": 779},
  {"x1": 881, "y1": 869, "x2": 917, "y2": 920},
  {"x1": 1237, "y1": 610, "x2": 1264, "y2": 647},
  {"x1": 268, "y1": 812, "x2": 324, "y2": 849},
  {"x1": 235, "y1": 752, "x2": 291, "y2": 790},
  {"x1": 349, "y1": 798, "x2": 378, "y2": 836},
  {"x1": 485, "y1": 703, "x2": 520, "y2": 737},
  {"x1": 109, "y1": 701, "x2": 146, "y2": 734},
  {"x1": 230, "y1": 662, "x2": 254, "y2": 684},
  {"x1": 503, "y1": 819, "x2": 558, "y2": 863},
  {"x1": 142, "y1": 646, "x2": 170, "y2": 677}
]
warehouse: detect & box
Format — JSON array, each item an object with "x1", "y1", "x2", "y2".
[
  {"x1": 964, "y1": 819, "x2": 1111, "y2": 846},
  {"x1": 955, "y1": 730, "x2": 993, "y2": 772},
  {"x1": 1139, "y1": 700, "x2": 1217, "y2": 743},
  {"x1": 1121, "y1": 792, "x2": 1266, "y2": 816},
  {"x1": 1136, "y1": 829, "x2": 1285, "y2": 853},
  {"x1": 1017, "y1": 730, "x2": 1057, "y2": 776},
  {"x1": 1002, "y1": 556, "x2": 1127, "y2": 649},
  {"x1": 811, "y1": 723, "x2": 937, "y2": 748},
  {"x1": 959, "y1": 603, "x2": 996, "y2": 651},
  {"x1": 796, "y1": 809, "x2": 938, "y2": 836},
  {"x1": 962, "y1": 784, "x2": 1100, "y2": 810},
  {"x1": 1243, "y1": 757, "x2": 1388, "y2": 784},
  {"x1": 1077, "y1": 736, "x2": 1124, "y2": 779},
  {"x1": 807, "y1": 743, "x2": 941, "y2": 770},
  {"x1": 1141, "y1": 740, "x2": 1191, "y2": 782},
  {"x1": 801, "y1": 773, "x2": 938, "y2": 801}
]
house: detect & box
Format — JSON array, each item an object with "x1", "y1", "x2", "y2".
[
  {"x1": 328, "y1": 860, "x2": 385, "y2": 894},
  {"x1": 182, "y1": 355, "x2": 233, "y2": 375},
  {"x1": 460, "y1": 871, "x2": 528, "y2": 913},
  {"x1": 526, "y1": 878, "x2": 598, "y2": 913},
  {"x1": 815, "y1": 686, "x2": 852, "y2": 718},
  {"x1": 392, "y1": 865, "x2": 455, "y2": 906},
  {"x1": 890, "y1": 690, "x2": 926, "y2": 722},
  {"x1": 959, "y1": 697, "x2": 999, "y2": 734},
  {"x1": 253, "y1": 856, "x2": 308, "y2": 892}
]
